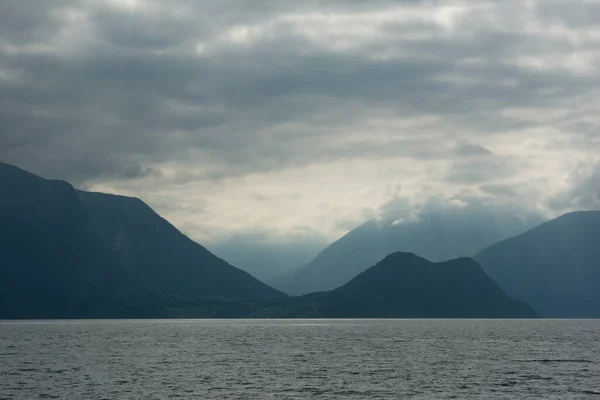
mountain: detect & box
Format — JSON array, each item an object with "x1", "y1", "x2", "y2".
[
  {"x1": 0, "y1": 162, "x2": 285, "y2": 319},
  {"x1": 277, "y1": 213, "x2": 541, "y2": 295},
  {"x1": 268, "y1": 252, "x2": 535, "y2": 318},
  {"x1": 474, "y1": 211, "x2": 600, "y2": 317}
]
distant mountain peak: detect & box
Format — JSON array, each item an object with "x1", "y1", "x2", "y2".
[{"x1": 380, "y1": 251, "x2": 429, "y2": 263}]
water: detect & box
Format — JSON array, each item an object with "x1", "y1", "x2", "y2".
[{"x1": 1, "y1": 319, "x2": 599, "y2": 399}]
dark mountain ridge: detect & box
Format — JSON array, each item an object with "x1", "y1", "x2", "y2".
[{"x1": 268, "y1": 252, "x2": 536, "y2": 318}]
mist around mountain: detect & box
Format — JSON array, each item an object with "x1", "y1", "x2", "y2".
[
  {"x1": 474, "y1": 211, "x2": 600, "y2": 317},
  {"x1": 275, "y1": 210, "x2": 542, "y2": 295},
  {"x1": 0, "y1": 162, "x2": 285, "y2": 319},
  {"x1": 268, "y1": 252, "x2": 536, "y2": 318}
]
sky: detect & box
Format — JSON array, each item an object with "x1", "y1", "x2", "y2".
[{"x1": 1, "y1": 0, "x2": 599, "y2": 260}]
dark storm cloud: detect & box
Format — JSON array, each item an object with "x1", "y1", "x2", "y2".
[
  {"x1": 0, "y1": 1, "x2": 71, "y2": 44},
  {"x1": 1, "y1": 0, "x2": 598, "y2": 185}
]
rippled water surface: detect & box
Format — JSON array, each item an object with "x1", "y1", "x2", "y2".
[{"x1": 1, "y1": 319, "x2": 599, "y2": 399}]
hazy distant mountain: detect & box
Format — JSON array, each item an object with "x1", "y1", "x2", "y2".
[
  {"x1": 267, "y1": 264, "x2": 305, "y2": 291},
  {"x1": 208, "y1": 239, "x2": 322, "y2": 282},
  {"x1": 269, "y1": 252, "x2": 535, "y2": 318},
  {"x1": 0, "y1": 162, "x2": 285, "y2": 318},
  {"x1": 277, "y1": 213, "x2": 541, "y2": 295},
  {"x1": 474, "y1": 211, "x2": 600, "y2": 317}
]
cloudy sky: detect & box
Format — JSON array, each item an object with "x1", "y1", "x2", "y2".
[{"x1": 1, "y1": 0, "x2": 599, "y2": 254}]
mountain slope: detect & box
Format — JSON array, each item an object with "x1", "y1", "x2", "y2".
[
  {"x1": 0, "y1": 162, "x2": 285, "y2": 318},
  {"x1": 474, "y1": 211, "x2": 600, "y2": 317},
  {"x1": 0, "y1": 162, "x2": 125, "y2": 317},
  {"x1": 270, "y1": 252, "x2": 535, "y2": 318},
  {"x1": 77, "y1": 191, "x2": 284, "y2": 302},
  {"x1": 277, "y1": 213, "x2": 540, "y2": 295}
]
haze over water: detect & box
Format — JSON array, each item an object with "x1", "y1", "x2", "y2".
[{"x1": 2, "y1": 319, "x2": 599, "y2": 399}]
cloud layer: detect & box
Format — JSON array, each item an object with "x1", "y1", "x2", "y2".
[{"x1": 1, "y1": 0, "x2": 599, "y2": 250}]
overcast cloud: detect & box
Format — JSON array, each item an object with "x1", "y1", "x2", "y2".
[{"x1": 1, "y1": 0, "x2": 599, "y2": 255}]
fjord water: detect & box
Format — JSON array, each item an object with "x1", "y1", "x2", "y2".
[{"x1": 1, "y1": 320, "x2": 599, "y2": 399}]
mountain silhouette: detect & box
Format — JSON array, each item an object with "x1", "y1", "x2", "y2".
[
  {"x1": 0, "y1": 161, "x2": 543, "y2": 319},
  {"x1": 270, "y1": 252, "x2": 535, "y2": 318},
  {"x1": 0, "y1": 162, "x2": 285, "y2": 318},
  {"x1": 475, "y1": 211, "x2": 600, "y2": 317}
]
